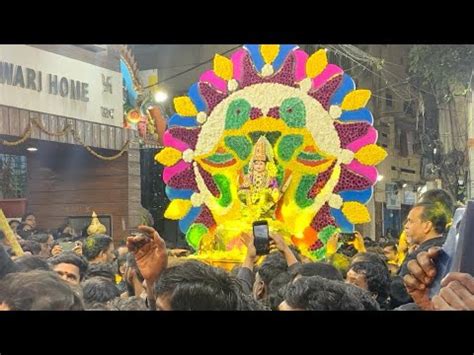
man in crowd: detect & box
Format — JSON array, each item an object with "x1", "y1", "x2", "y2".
[
  {"x1": 83, "y1": 234, "x2": 116, "y2": 281},
  {"x1": 399, "y1": 202, "x2": 449, "y2": 277},
  {"x1": 48, "y1": 251, "x2": 89, "y2": 286},
  {"x1": 0, "y1": 270, "x2": 83, "y2": 310}
]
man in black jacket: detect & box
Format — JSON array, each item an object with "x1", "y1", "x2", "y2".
[{"x1": 399, "y1": 201, "x2": 449, "y2": 278}]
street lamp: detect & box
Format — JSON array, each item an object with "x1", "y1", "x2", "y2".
[{"x1": 154, "y1": 90, "x2": 168, "y2": 103}]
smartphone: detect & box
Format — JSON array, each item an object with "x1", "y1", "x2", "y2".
[
  {"x1": 128, "y1": 229, "x2": 151, "y2": 250},
  {"x1": 429, "y1": 202, "x2": 474, "y2": 297},
  {"x1": 253, "y1": 221, "x2": 270, "y2": 255},
  {"x1": 339, "y1": 232, "x2": 356, "y2": 243},
  {"x1": 58, "y1": 241, "x2": 76, "y2": 252},
  {"x1": 129, "y1": 230, "x2": 146, "y2": 238}
]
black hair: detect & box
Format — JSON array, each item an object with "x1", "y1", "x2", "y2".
[
  {"x1": 30, "y1": 233, "x2": 51, "y2": 244},
  {"x1": 107, "y1": 296, "x2": 148, "y2": 311},
  {"x1": 284, "y1": 276, "x2": 380, "y2": 310},
  {"x1": 16, "y1": 225, "x2": 33, "y2": 240},
  {"x1": 389, "y1": 276, "x2": 412, "y2": 309},
  {"x1": 82, "y1": 234, "x2": 113, "y2": 261},
  {"x1": 291, "y1": 262, "x2": 343, "y2": 281},
  {"x1": 239, "y1": 292, "x2": 270, "y2": 310},
  {"x1": 413, "y1": 201, "x2": 449, "y2": 235},
  {"x1": 419, "y1": 188, "x2": 455, "y2": 214},
  {"x1": 54, "y1": 233, "x2": 74, "y2": 242},
  {"x1": 21, "y1": 213, "x2": 35, "y2": 222},
  {"x1": 257, "y1": 252, "x2": 288, "y2": 286},
  {"x1": 81, "y1": 276, "x2": 121, "y2": 305},
  {"x1": 154, "y1": 260, "x2": 250, "y2": 310},
  {"x1": 382, "y1": 241, "x2": 398, "y2": 252},
  {"x1": 14, "y1": 255, "x2": 51, "y2": 272},
  {"x1": 19, "y1": 240, "x2": 42, "y2": 255},
  {"x1": 363, "y1": 238, "x2": 377, "y2": 248},
  {"x1": 48, "y1": 252, "x2": 89, "y2": 281},
  {"x1": 365, "y1": 246, "x2": 387, "y2": 258},
  {"x1": 351, "y1": 252, "x2": 388, "y2": 267},
  {"x1": 0, "y1": 270, "x2": 84, "y2": 310},
  {"x1": 84, "y1": 302, "x2": 113, "y2": 310},
  {"x1": 267, "y1": 271, "x2": 292, "y2": 310},
  {"x1": 350, "y1": 261, "x2": 391, "y2": 306},
  {"x1": 85, "y1": 262, "x2": 116, "y2": 282}
]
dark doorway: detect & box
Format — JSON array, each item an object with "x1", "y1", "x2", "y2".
[{"x1": 140, "y1": 148, "x2": 186, "y2": 248}]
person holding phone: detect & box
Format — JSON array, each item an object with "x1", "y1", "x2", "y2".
[
  {"x1": 238, "y1": 226, "x2": 299, "y2": 300},
  {"x1": 404, "y1": 246, "x2": 474, "y2": 310}
]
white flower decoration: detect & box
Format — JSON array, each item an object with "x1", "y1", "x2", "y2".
[
  {"x1": 190, "y1": 193, "x2": 205, "y2": 207},
  {"x1": 182, "y1": 149, "x2": 194, "y2": 163},
  {"x1": 299, "y1": 78, "x2": 312, "y2": 93},
  {"x1": 328, "y1": 194, "x2": 343, "y2": 209},
  {"x1": 196, "y1": 111, "x2": 208, "y2": 124},
  {"x1": 261, "y1": 64, "x2": 274, "y2": 77},
  {"x1": 228, "y1": 79, "x2": 239, "y2": 92},
  {"x1": 339, "y1": 149, "x2": 354, "y2": 164},
  {"x1": 329, "y1": 105, "x2": 342, "y2": 119}
]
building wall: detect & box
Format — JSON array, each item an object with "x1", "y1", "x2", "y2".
[
  {"x1": 361, "y1": 45, "x2": 423, "y2": 239},
  {"x1": 23, "y1": 139, "x2": 136, "y2": 244}
]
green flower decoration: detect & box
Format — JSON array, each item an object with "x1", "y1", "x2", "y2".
[
  {"x1": 225, "y1": 136, "x2": 252, "y2": 160},
  {"x1": 277, "y1": 134, "x2": 303, "y2": 161},
  {"x1": 318, "y1": 225, "x2": 338, "y2": 244},
  {"x1": 279, "y1": 98, "x2": 306, "y2": 128},
  {"x1": 225, "y1": 99, "x2": 251, "y2": 129},
  {"x1": 295, "y1": 175, "x2": 318, "y2": 208},
  {"x1": 186, "y1": 223, "x2": 208, "y2": 250},
  {"x1": 214, "y1": 174, "x2": 232, "y2": 207}
]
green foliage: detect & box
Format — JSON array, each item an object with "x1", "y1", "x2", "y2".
[{"x1": 408, "y1": 45, "x2": 474, "y2": 101}]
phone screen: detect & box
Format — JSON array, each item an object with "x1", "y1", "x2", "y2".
[
  {"x1": 58, "y1": 241, "x2": 75, "y2": 252},
  {"x1": 253, "y1": 221, "x2": 269, "y2": 255},
  {"x1": 340, "y1": 233, "x2": 356, "y2": 243}
]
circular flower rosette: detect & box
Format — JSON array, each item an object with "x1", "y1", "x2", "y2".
[{"x1": 155, "y1": 45, "x2": 387, "y2": 261}]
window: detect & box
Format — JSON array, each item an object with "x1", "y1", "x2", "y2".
[{"x1": 0, "y1": 154, "x2": 27, "y2": 199}]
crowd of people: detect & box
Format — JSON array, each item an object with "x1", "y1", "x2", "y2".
[{"x1": 0, "y1": 189, "x2": 473, "y2": 311}]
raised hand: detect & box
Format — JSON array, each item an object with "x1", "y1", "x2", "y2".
[{"x1": 127, "y1": 225, "x2": 168, "y2": 283}]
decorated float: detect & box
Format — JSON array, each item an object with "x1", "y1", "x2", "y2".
[{"x1": 154, "y1": 44, "x2": 387, "y2": 269}]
